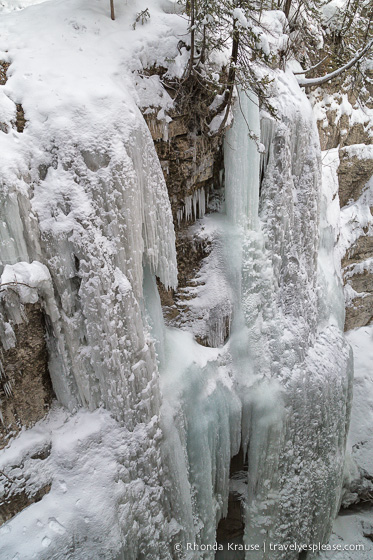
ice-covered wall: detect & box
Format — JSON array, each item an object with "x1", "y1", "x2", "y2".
[
  {"x1": 0, "y1": 117, "x2": 177, "y2": 428},
  {"x1": 0, "y1": 0, "x2": 178, "y2": 430},
  {"x1": 0, "y1": 3, "x2": 181, "y2": 557}
]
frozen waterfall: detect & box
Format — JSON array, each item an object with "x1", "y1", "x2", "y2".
[
  {"x1": 157, "y1": 79, "x2": 352, "y2": 558},
  {"x1": 0, "y1": 2, "x2": 352, "y2": 554}
]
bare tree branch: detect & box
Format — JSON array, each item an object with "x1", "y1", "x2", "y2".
[{"x1": 0, "y1": 281, "x2": 35, "y2": 294}]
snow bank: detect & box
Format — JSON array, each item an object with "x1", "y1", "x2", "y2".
[
  {"x1": 0, "y1": 406, "x2": 173, "y2": 560},
  {"x1": 319, "y1": 324, "x2": 373, "y2": 560}
]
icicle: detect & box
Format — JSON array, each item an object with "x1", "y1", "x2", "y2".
[
  {"x1": 184, "y1": 195, "x2": 192, "y2": 222},
  {"x1": 192, "y1": 191, "x2": 197, "y2": 221},
  {"x1": 224, "y1": 89, "x2": 260, "y2": 229},
  {"x1": 177, "y1": 188, "x2": 206, "y2": 225},
  {"x1": 177, "y1": 208, "x2": 184, "y2": 226},
  {"x1": 198, "y1": 187, "x2": 206, "y2": 218}
]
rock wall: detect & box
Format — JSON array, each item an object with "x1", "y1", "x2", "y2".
[
  {"x1": 312, "y1": 76, "x2": 373, "y2": 332},
  {"x1": 143, "y1": 81, "x2": 227, "y2": 343},
  {"x1": 0, "y1": 298, "x2": 53, "y2": 527},
  {"x1": 0, "y1": 301, "x2": 54, "y2": 449}
]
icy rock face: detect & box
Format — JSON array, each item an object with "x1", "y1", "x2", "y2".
[
  {"x1": 0, "y1": 112, "x2": 177, "y2": 431},
  {"x1": 0, "y1": 115, "x2": 178, "y2": 559},
  {"x1": 0, "y1": 0, "x2": 178, "y2": 428},
  {"x1": 232, "y1": 76, "x2": 352, "y2": 557},
  {"x1": 0, "y1": 2, "x2": 179, "y2": 557},
  {"x1": 0, "y1": 407, "x2": 175, "y2": 560},
  {"x1": 0, "y1": 2, "x2": 353, "y2": 556}
]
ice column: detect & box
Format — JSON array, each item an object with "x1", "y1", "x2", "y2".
[{"x1": 224, "y1": 89, "x2": 261, "y2": 229}]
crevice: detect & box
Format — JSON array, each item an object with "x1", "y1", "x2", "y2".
[
  {"x1": 0, "y1": 482, "x2": 51, "y2": 526},
  {"x1": 216, "y1": 446, "x2": 247, "y2": 553}
]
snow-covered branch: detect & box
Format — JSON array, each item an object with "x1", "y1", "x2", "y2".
[
  {"x1": 293, "y1": 55, "x2": 328, "y2": 75},
  {"x1": 297, "y1": 39, "x2": 373, "y2": 87}
]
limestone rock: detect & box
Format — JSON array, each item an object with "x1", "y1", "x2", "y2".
[
  {"x1": 338, "y1": 147, "x2": 373, "y2": 207},
  {"x1": 0, "y1": 303, "x2": 54, "y2": 449},
  {"x1": 343, "y1": 233, "x2": 373, "y2": 267},
  {"x1": 345, "y1": 294, "x2": 373, "y2": 331}
]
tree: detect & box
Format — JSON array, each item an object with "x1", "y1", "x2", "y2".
[
  {"x1": 259, "y1": 0, "x2": 371, "y2": 98},
  {"x1": 180, "y1": 1, "x2": 276, "y2": 134},
  {"x1": 297, "y1": 38, "x2": 373, "y2": 87},
  {"x1": 177, "y1": 0, "x2": 372, "y2": 129}
]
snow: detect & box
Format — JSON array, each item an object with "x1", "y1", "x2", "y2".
[
  {"x1": 341, "y1": 143, "x2": 373, "y2": 160},
  {"x1": 310, "y1": 89, "x2": 373, "y2": 139},
  {"x1": 1, "y1": 261, "x2": 51, "y2": 304},
  {"x1": 233, "y1": 8, "x2": 249, "y2": 29},
  {"x1": 338, "y1": 176, "x2": 373, "y2": 258},
  {"x1": 0, "y1": 260, "x2": 58, "y2": 352},
  {"x1": 346, "y1": 325, "x2": 373, "y2": 475},
  {"x1": 318, "y1": 324, "x2": 373, "y2": 560},
  {"x1": 322, "y1": 0, "x2": 347, "y2": 25},
  {"x1": 0, "y1": 0, "x2": 49, "y2": 12},
  {"x1": 0, "y1": 405, "x2": 174, "y2": 560},
  {"x1": 172, "y1": 214, "x2": 236, "y2": 348}
]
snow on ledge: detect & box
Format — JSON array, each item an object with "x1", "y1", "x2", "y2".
[{"x1": 1, "y1": 261, "x2": 52, "y2": 305}]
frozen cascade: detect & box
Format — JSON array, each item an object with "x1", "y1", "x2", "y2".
[
  {"x1": 0, "y1": 112, "x2": 179, "y2": 560},
  {"x1": 0, "y1": 2, "x2": 182, "y2": 557},
  {"x1": 0, "y1": 0, "x2": 178, "y2": 430},
  {"x1": 224, "y1": 78, "x2": 353, "y2": 557},
  {"x1": 225, "y1": 90, "x2": 260, "y2": 230},
  {"x1": 0, "y1": 2, "x2": 353, "y2": 556},
  {"x1": 155, "y1": 78, "x2": 352, "y2": 559},
  {"x1": 0, "y1": 115, "x2": 177, "y2": 427}
]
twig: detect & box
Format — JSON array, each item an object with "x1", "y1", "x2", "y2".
[{"x1": 0, "y1": 469, "x2": 13, "y2": 482}]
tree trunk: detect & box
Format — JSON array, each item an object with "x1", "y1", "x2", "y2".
[
  {"x1": 188, "y1": 0, "x2": 195, "y2": 77},
  {"x1": 216, "y1": 22, "x2": 240, "y2": 133},
  {"x1": 284, "y1": 0, "x2": 292, "y2": 19},
  {"x1": 110, "y1": 0, "x2": 115, "y2": 21}
]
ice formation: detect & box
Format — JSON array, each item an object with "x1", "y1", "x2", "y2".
[
  {"x1": 0, "y1": 0, "x2": 178, "y2": 427},
  {"x1": 156, "y1": 76, "x2": 352, "y2": 558},
  {"x1": 0, "y1": 1, "x2": 353, "y2": 559},
  {"x1": 177, "y1": 187, "x2": 207, "y2": 226}
]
